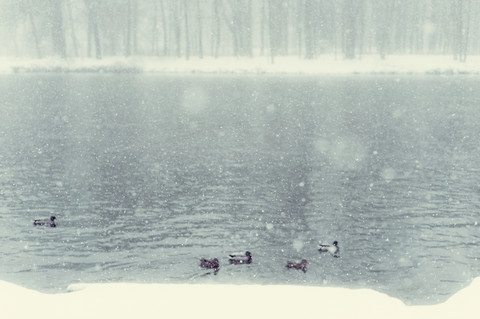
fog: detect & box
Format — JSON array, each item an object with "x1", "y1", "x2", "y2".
[
  {"x1": 0, "y1": 0, "x2": 479, "y2": 62},
  {"x1": 1, "y1": 1, "x2": 480, "y2": 317}
]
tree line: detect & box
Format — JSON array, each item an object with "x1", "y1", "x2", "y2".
[{"x1": 0, "y1": 0, "x2": 478, "y2": 62}]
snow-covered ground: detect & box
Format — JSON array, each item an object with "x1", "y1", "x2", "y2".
[
  {"x1": 1, "y1": 278, "x2": 479, "y2": 319},
  {"x1": 1, "y1": 54, "x2": 480, "y2": 75}
]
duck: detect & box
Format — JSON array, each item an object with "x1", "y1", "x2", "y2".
[
  {"x1": 318, "y1": 241, "x2": 339, "y2": 256},
  {"x1": 228, "y1": 251, "x2": 252, "y2": 264},
  {"x1": 286, "y1": 259, "x2": 308, "y2": 273},
  {"x1": 33, "y1": 216, "x2": 56, "y2": 227},
  {"x1": 200, "y1": 258, "x2": 220, "y2": 275}
]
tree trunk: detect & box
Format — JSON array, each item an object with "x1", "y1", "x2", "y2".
[
  {"x1": 304, "y1": 0, "x2": 315, "y2": 59},
  {"x1": 183, "y1": 0, "x2": 190, "y2": 60},
  {"x1": 133, "y1": 0, "x2": 138, "y2": 54},
  {"x1": 152, "y1": 0, "x2": 159, "y2": 55},
  {"x1": 50, "y1": 0, "x2": 67, "y2": 58},
  {"x1": 454, "y1": 0, "x2": 471, "y2": 62},
  {"x1": 172, "y1": 1, "x2": 182, "y2": 57},
  {"x1": 212, "y1": 0, "x2": 221, "y2": 58},
  {"x1": 245, "y1": 0, "x2": 253, "y2": 57},
  {"x1": 85, "y1": 0, "x2": 102, "y2": 59},
  {"x1": 260, "y1": 0, "x2": 266, "y2": 56},
  {"x1": 125, "y1": 0, "x2": 132, "y2": 56},
  {"x1": 24, "y1": 0, "x2": 42, "y2": 58},
  {"x1": 159, "y1": 0, "x2": 168, "y2": 55},
  {"x1": 463, "y1": 0, "x2": 471, "y2": 62},
  {"x1": 267, "y1": 0, "x2": 277, "y2": 63},
  {"x1": 196, "y1": 0, "x2": 203, "y2": 58},
  {"x1": 376, "y1": 0, "x2": 391, "y2": 60},
  {"x1": 343, "y1": 0, "x2": 358, "y2": 59},
  {"x1": 67, "y1": 0, "x2": 79, "y2": 57}
]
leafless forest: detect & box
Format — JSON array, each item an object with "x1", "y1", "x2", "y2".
[{"x1": 0, "y1": 0, "x2": 478, "y2": 61}]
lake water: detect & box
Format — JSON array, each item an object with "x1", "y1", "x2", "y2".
[{"x1": 0, "y1": 74, "x2": 479, "y2": 305}]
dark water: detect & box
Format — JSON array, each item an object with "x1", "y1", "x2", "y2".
[{"x1": 1, "y1": 74, "x2": 480, "y2": 305}]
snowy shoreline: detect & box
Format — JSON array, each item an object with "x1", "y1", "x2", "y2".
[
  {"x1": 1, "y1": 55, "x2": 480, "y2": 75},
  {"x1": 2, "y1": 278, "x2": 480, "y2": 319}
]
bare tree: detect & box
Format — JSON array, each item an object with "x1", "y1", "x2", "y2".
[
  {"x1": 303, "y1": 0, "x2": 316, "y2": 59},
  {"x1": 196, "y1": 0, "x2": 203, "y2": 58},
  {"x1": 152, "y1": 0, "x2": 159, "y2": 55},
  {"x1": 159, "y1": 0, "x2": 169, "y2": 55},
  {"x1": 66, "y1": 0, "x2": 79, "y2": 57},
  {"x1": 342, "y1": 0, "x2": 361, "y2": 59},
  {"x1": 85, "y1": 0, "x2": 101, "y2": 59},
  {"x1": 453, "y1": 0, "x2": 471, "y2": 62},
  {"x1": 211, "y1": 0, "x2": 221, "y2": 57},
  {"x1": 375, "y1": 0, "x2": 393, "y2": 60},
  {"x1": 183, "y1": 0, "x2": 190, "y2": 60},
  {"x1": 49, "y1": 0, "x2": 67, "y2": 58},
  {"x1": 3, "y1": 0, "x2": 480, "y2": 60},
  {"x1": 169, "y1": 0, "x2": 182, "y2": 57},
  {"x1": 21, "y1": 0, "x2": 42, "y2": 58},
  {"x1": 222, "y1": 0, "x2": 252, "y2": 56},
  {"x1": 125, "y1": 0, "x2": 138, "y2": 56}
]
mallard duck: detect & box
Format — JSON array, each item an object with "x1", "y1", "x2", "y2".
[
  {"x1": 318, "y1": 241, "x2": 339, "y2": 256},
  {"x1": 33, "y1": 216, "x2": 56, "y2": 227},
  {"x1": 200, "y1": 258, "x2": 219, "y2": 269},
  {"x1": 286, "y1": 259, "x2": 308, "y2": 273},
  {"x1": 200, "y1": 258, "x2": 220, "y2": 274},
  {"x1": 228, "y1": 251, "x2": 252, "y2": 264}
]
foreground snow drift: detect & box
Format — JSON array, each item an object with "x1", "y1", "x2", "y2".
[{"x1": 1, "y1": 278, "x2": 479, "y2": 319}]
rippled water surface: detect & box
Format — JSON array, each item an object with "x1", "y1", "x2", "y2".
[{"x1": 1, "y1": 74, "x2": 480, "y2": 305}]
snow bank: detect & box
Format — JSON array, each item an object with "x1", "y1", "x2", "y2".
[
  {"x1": 1, "y1": 278, "x2": 479, "y2": 319},
  {"x1": 1, "y1": 55, "x2": 480, "y2": 75}
]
